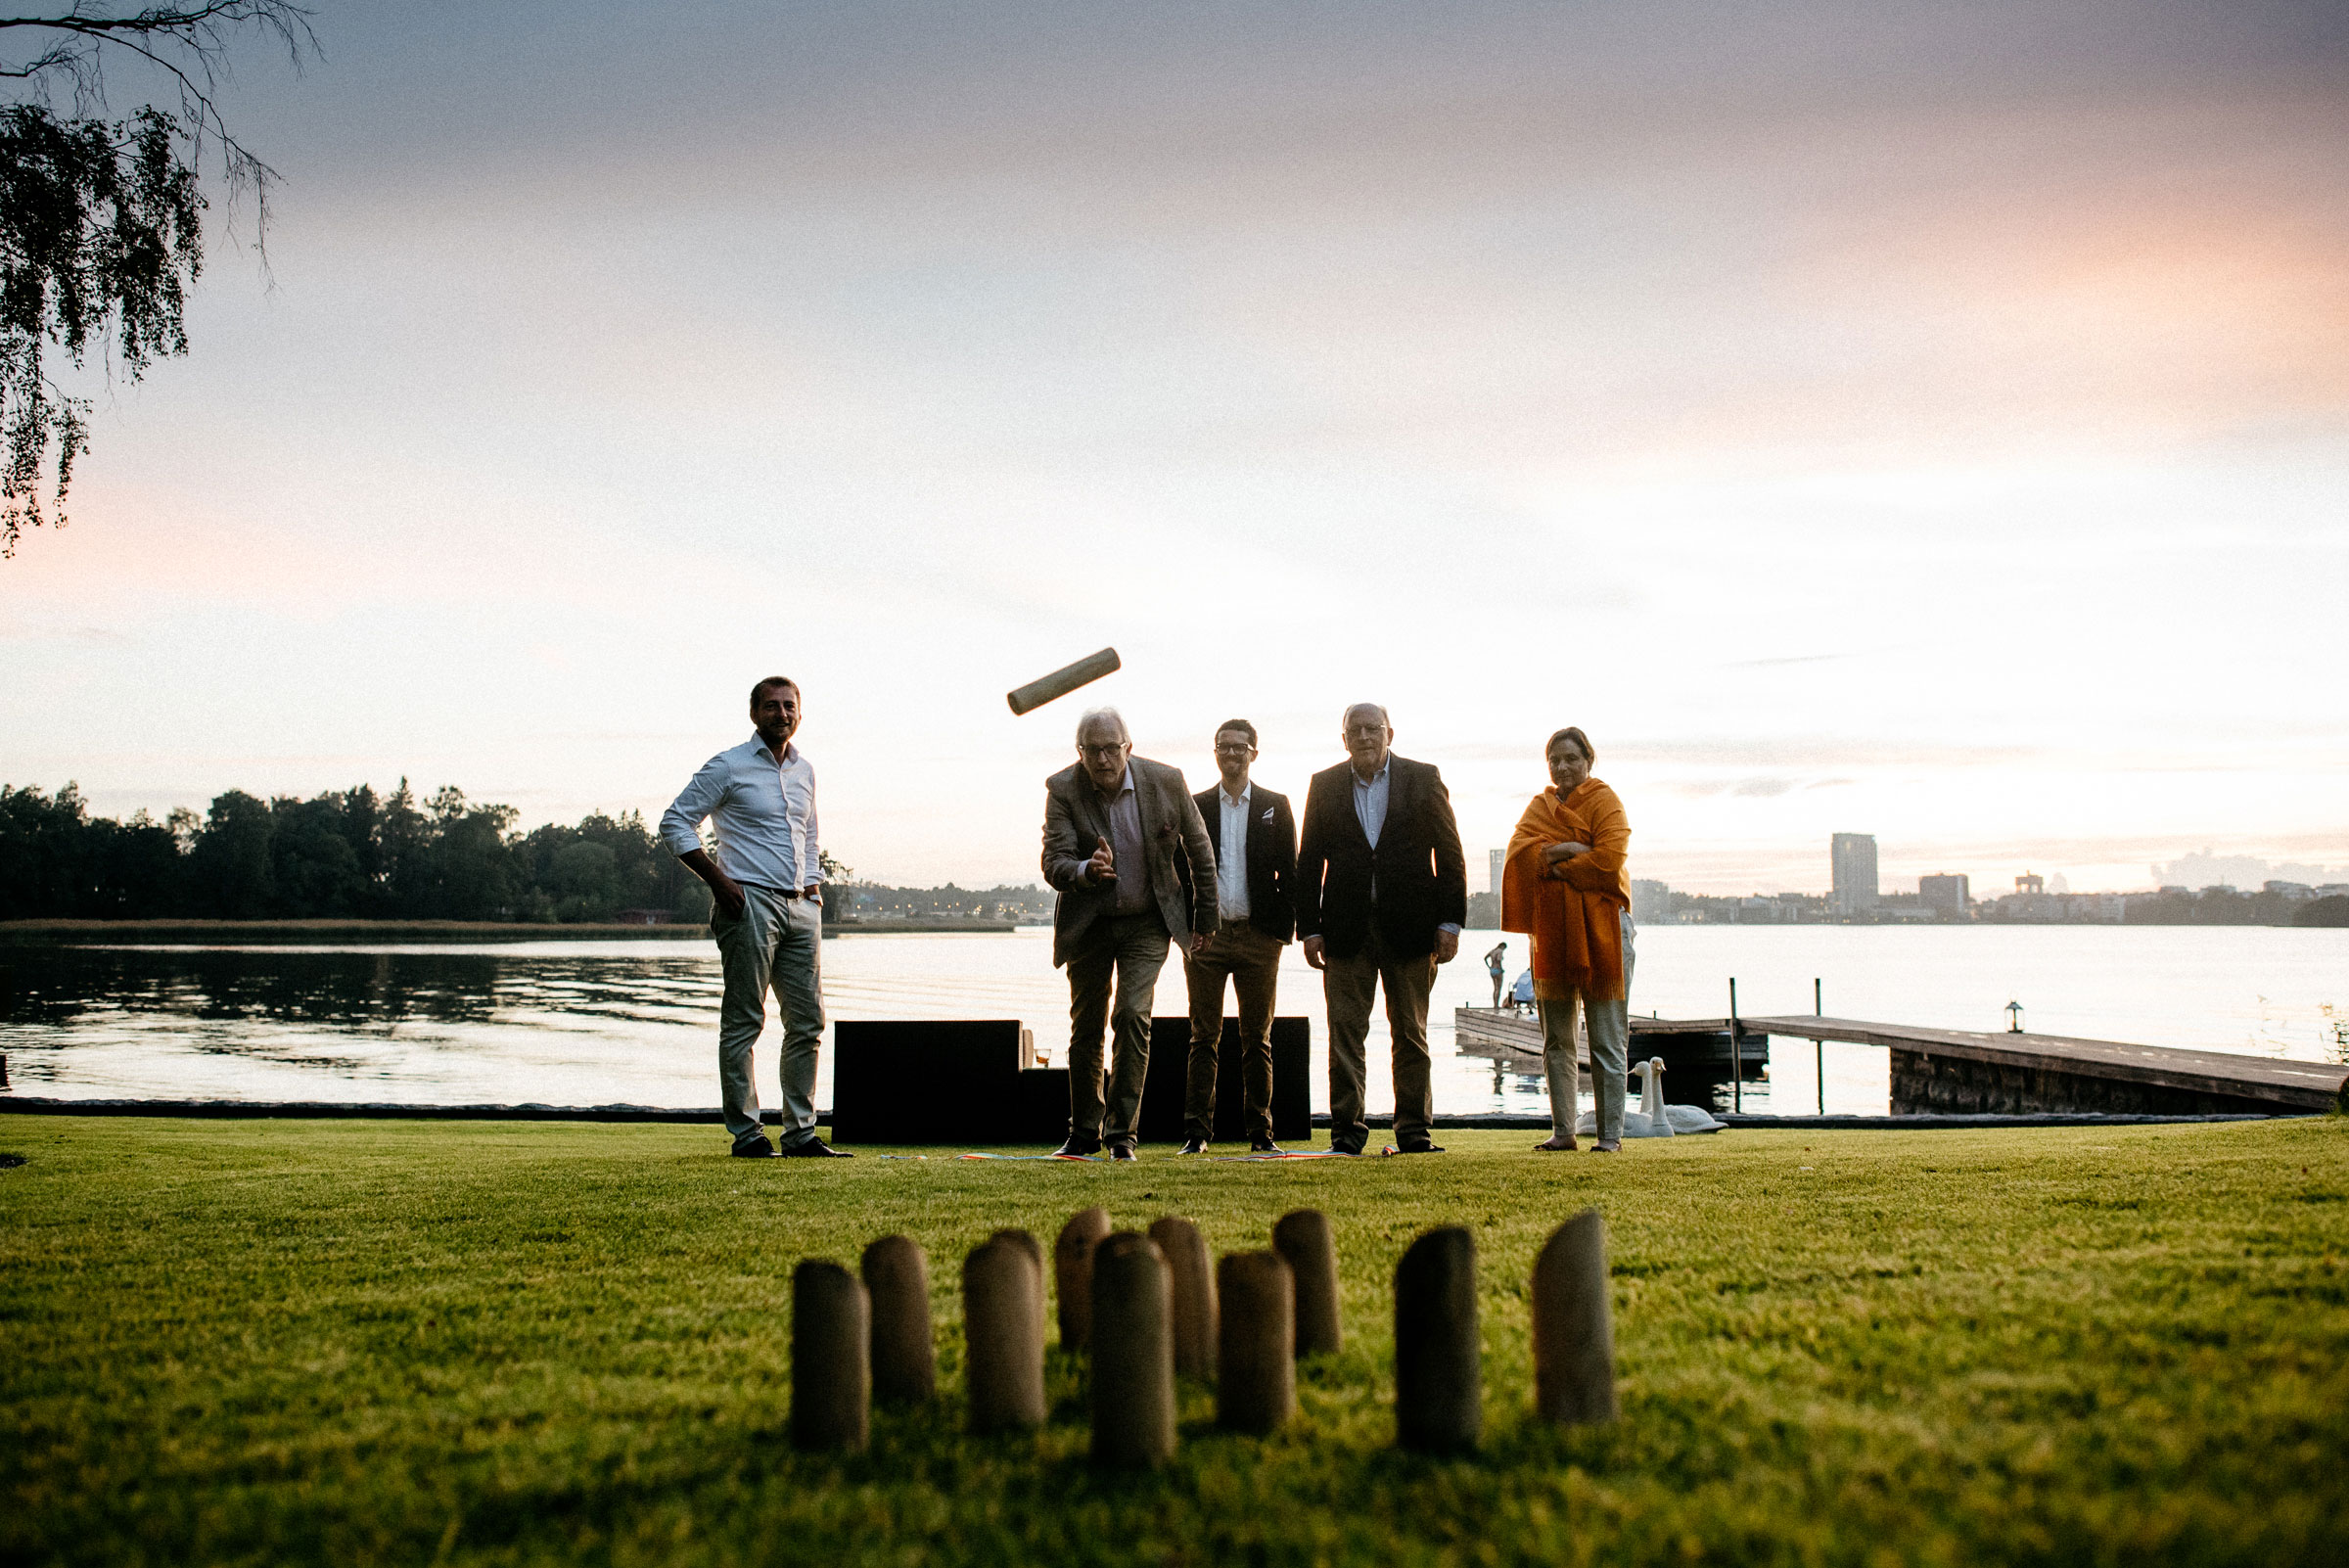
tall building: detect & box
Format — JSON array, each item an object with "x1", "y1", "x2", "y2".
[
  {"x1": 1490, "y1": 849, "x2": 1504, "y2": 899},
  {"x1": 1918, "y1": 873, "x2": 1970, "y2": 916},
  {"x1": 1831, "y1": 833, "x2": 1879, "y2": 915},
  {"x1": 1632, "y1": 879, "x2": 1673, "y2": 924}
]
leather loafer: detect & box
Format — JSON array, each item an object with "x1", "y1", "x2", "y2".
[
  {"x1": 1251, "y1": 1138, "x2": 1283, "y2": 1155},
  {"x1": 1108, "y1": 1144, "x2": 1138, "y2": 1162},
  {"x1": 776, "y1": 1137, "x2": 853, "y2": 1158},
  {"x1": 1395, "y1": 1140, "x2": 1447, "y2": 1155},
  {"x1": 1052, "y1": 1136, "x2": 1103, "y2": 1158},
  {"x1": 1326, "y1": 1142, "x2": 1363, "y2": 1157},
  {"x1": 1177, "y1": 1137, "x2": 1210, "y2": 1155},
  {"x1": 730, "y1": 1137, "x2": 776, "y2": 1158}
]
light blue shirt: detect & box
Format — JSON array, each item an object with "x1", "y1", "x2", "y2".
[
  {"x1": 1350, "y1": 760, "x2": 1391, "y2": 848},
  {"x1": 1218, "y1": 783, "x2": 1252, "y2": 921},
  {"x1": 661, "y1": 735, "x2": 821, "y2": 894}
]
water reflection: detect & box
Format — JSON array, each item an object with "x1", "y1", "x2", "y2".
[{"x1": 2, "y1": 946, "x2": 713, "y2": 1031}]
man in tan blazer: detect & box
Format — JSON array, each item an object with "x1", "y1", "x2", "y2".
[{"x1": 1041, "y1": 706, "x2": 1218, "y2": 1160}]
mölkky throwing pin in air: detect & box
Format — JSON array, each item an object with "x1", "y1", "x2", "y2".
[{"x1": 1007, "y1": 647, "x2": 1122, "y2": 715}]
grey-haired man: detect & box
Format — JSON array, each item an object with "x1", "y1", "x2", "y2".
[
  {"x1": 661, "y1": 675, "x2": 850, "y2": 1159},
  {"x1": 1040, "y1": 707, "x2": 1218, "y2": 1160}
]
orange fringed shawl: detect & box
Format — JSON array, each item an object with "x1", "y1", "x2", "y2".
[{"x1": 1500, "y1": 778, "x2": 1632, "y2": 1002}]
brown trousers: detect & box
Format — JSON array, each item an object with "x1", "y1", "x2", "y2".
[
  {"x1": 1180, "y1": 924, "x2": 1283, "y2": 1141},
  {"x1": 1321, "y1": 928, "x2": 1437, "y2": 1150}
]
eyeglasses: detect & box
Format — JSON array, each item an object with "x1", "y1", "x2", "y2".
[
  {"x1": 1213, "y1": 743, "x2": 1254, "y2": 755},
  {"x1": 1079, "y1": 744, "x2": 1128, "y2": 760}
]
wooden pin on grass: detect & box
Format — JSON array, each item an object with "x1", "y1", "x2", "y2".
[
  {"x1": 1147, "y1": 1216, "x2": 1217, "y2": 1377},
  {"x1": 791, "y1": 1259, "x2": 870, "y2": 1453},
  {"x1": 963, "y1": 1234, "x2": 1046, "y2": 1432},
  {"x1": 1532, "y1": 1209, "x2": 1618, "y2": 1426},
  {"x1": 860, "y1": 1235, "x2": 934, "y2": 1406},
  {"x1": 1089, "y1": 1231, "x2": 1175, "y2": 1468},
  {"x1": 1055, "y1": 1206, "x2": 1112, "y2": 1352},
  {"x1": 1394, "y1": 1226, "x2": 1480, "y2": 1453},
  {"x1": 990, "y1": 1226, "x2": 1047, "y2": 1350},
  {"x1": 1216, "y1": 1250, "x2": 1295, "y2": 1434},
  {"x1": 1271, "y1": 1208, "x2": 1342, "y2": 1357}
]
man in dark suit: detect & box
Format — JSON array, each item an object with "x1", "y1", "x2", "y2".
[
  {"x1": 1178, "y1": 718, "x2": 1297, "y2": 1155},
  {"x1": 1040, "y1": 706, "x2": 1219, "y2": 1160},
  {"x1": 1295, "y1": 703, "x2": 1467, "y2": 1155}
]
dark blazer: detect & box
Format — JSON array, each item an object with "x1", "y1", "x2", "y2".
[
  {"x1": 1192, "y1": 783, "x2": 1297, "y2": 944},
  {"x1": 1294, "y1": 755, "x2": 1467, "y2": 961},
  {"x1": 1040, "y1": 756, "x2": 1219, "y2": 968}
]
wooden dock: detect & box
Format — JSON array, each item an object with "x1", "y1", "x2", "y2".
[
  {"x1": 1738, "y1": 1015, "x2": 2347, "y2": 1116},
  {"x1": 1453, "y1": 1008, "x2": 1767, "y2": 1073},
  {"x1": 1458, "y1": 1006, "x2": 2345, "y2": 1116}
]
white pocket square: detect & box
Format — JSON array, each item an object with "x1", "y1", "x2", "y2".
[{"x1": 1262, "y1": 807, "x2": 1274, "y2": 821}]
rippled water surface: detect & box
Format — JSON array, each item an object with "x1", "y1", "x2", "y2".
[{"x1": 4, "y1": 925, "x2": 2343, "y2": 1120}]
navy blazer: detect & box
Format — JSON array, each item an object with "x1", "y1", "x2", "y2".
[
  {"x1": 1294, "y1": 755, "x2": 1467, "y2": 960},
  {"x1": 1191, "y1": 783, "x2": 1297, "y2": 944}
]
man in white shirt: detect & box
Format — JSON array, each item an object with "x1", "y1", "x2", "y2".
[
  {"x1": 660, "y1": 675, "x2": 849, "y2": 1158},
  {"x1": 1179, "y1": 718, "x2": 1297, "y2": 1154}
]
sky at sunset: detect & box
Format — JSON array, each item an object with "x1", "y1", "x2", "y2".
[{"x1": 4, "y1": 0, "x2": 2345, "y2": 895}]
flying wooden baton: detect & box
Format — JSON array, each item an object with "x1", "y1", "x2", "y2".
[{"x1": 1007, "y1": 647, "x2": 1121, "y2": 715}]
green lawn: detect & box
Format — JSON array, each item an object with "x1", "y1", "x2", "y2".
[{"x1": 3, "y1": 1116, "x2": 2345, "y2": 1567}]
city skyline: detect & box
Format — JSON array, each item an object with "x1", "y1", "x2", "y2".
[{"x1": 4, "y1": 1, "x2": 2344, "y2": 899}]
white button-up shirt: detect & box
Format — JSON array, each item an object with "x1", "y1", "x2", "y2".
[
  {"x1": 660, "y1": 735, "x2": 821, "y2": 894},
  {"x1": 1217, "y1": 783, "x2": 1252, "y2": 921}
]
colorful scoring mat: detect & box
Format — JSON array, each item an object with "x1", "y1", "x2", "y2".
[{"x1": 872, "y1": 1149, "x2": 1393, "y2": 1162}]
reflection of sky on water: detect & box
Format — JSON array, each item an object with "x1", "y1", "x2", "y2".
[{"x1": 4, "y1": 925, "x2": 2343, "y2": 1121}]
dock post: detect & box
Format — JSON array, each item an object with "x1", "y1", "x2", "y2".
[
  {"x1": 1815, "y1": 977, "x2": 1824, "y2": 1115},
  {"x1": 1729, "y1": 978, "x2": 1740, "y2": 1113}
]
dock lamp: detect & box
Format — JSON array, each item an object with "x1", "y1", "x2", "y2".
[{"x1": 2005, "y1": 999, "x2": 2025, "y2": 1034}]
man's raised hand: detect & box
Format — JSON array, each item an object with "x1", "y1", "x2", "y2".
[{"x1": 1086, "y1": 835, "x2": 1118, "y2": 885}]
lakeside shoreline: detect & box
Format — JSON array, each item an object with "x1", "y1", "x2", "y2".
[{"x1": 0, "y1": 917, "x2": 1022, "y2": 945}]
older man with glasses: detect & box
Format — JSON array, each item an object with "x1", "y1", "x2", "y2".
[{"x1": 1040, "y1": 707, "x2": 1219, "y2": 1160}]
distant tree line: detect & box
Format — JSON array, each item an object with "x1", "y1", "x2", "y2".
[{"x1": 1, "y1": 781, "x2": 710, "y2": 924}]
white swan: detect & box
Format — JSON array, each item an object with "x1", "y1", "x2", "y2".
[{"x1": 1575, "y1": 1058, "x2": 1727, "y2": 1136}]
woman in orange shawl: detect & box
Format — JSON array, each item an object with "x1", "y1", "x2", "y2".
[{"x1": 1500, "y1": 726, "x2": 1635, "y2": 1152}]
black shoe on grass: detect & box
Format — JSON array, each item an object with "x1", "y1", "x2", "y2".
[
  {"x1": 730, "y1": 1137, "x2": 776, "y2": 1159},
  {"x1": 776, "y1": 1137, "x2": 853, "y2": 1158}
]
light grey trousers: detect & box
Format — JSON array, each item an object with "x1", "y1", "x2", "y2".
[
  {"x1": 1537, "y1": 910, "x2": 1636, "y2": 1140},
  {"x1": 712, "y1": 885, "x2": 825, "y2": 1147}
]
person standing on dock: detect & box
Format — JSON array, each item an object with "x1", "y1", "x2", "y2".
[
  {"x1": 1296, "y1": 703, "x2": 1467, "y2": 1155},
  {"x1": 1485, "y1": 941, "x2": 1509, "y2": 1007},
  {"x1": 1041, "y1": 707, "x2": 1219, "y2": 1160},
  {"x1": 661, "y1": 676, "x2": 849, "y2": 1159},
  {"x1": 1501, "y1": 726, "x2": 1635, "y2": 1153},
  {"x1": 1178, "y1": 718, "x2": 1297, "y2": 1155}
]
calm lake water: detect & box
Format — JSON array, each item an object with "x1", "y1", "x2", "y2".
[{"x1": 3, "y1": 926, "x2": 2344, "y2": 1121}]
